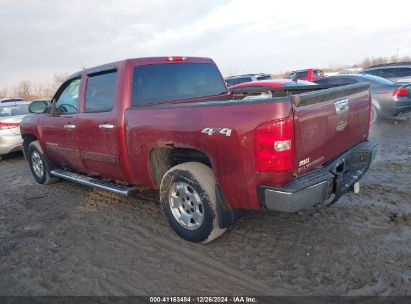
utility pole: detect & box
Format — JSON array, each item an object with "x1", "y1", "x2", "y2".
[{"x1": 396, "y1": 48, "x2": 399, "y2": 63}]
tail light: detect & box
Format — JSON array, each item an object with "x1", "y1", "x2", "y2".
[
  {"x1": 392, "y1": 87, "x2": 407, "y2": 97},
  {"x1": 0, "y1": 122, "x2": 20, "y2": 129},
  {"x1": 254, "y1": 118, "x2": 294, "y2": 172}
]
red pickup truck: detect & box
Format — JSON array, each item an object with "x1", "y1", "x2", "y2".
[
  {"x1": 21, "y1": 57, "x2": 377, "y2": 243},
  {"x1": 285, "y1": 68, "x2": 324, "y2": 81}
]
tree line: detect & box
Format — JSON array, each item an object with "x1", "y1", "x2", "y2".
[{"x1": 0, "y1": 72, "x2": 68, "y2": 101}]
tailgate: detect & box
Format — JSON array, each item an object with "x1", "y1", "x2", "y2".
[{"x1": 292, "y1": 83, "x2": 370, "y2": 176}]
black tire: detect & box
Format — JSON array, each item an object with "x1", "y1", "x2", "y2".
[
  {"x1": 160, "y1": 162, "x2": 226, "y2": 243},
  {"x1": 27, "y1": 141, "x2": 59, "y2": 185}
]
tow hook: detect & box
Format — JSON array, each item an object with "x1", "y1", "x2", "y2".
[{"x1": 352, "y1": 182, "x2": 360, "y2": 194}]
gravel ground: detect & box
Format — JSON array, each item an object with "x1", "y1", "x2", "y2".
[{"x1": 0, "y1": 118, "x2": 410, "y2": 296}]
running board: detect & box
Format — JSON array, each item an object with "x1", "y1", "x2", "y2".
[{"x1": 50, "y1": 169, "x2": 139, "y2": 197}]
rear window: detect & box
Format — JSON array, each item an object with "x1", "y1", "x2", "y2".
[
  {"x1": 132, "y1": 63, "x2": 226, "y2": 105},
  {"x1": 0, "y1": 104, "x2": 29, "y2": 117},
  {"x1": 295, "y1": 71, "x2": 308, "y2": 79},
  {"x1": 226, "y1": 77, "x2": 252, "y2": 87}
]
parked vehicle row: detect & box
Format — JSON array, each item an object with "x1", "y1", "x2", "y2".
[
  {"x1": 225, "y1": 62, "x2": 411, "y2": 123},
  {"x1": 20, "y1": 56, "x2": 377, "y2": 243},
  {"x1": 313, "y1": 74, "x2": 411, "y2": 123}
]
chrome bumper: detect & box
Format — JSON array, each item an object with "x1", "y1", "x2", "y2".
[{"x1": 258, "y1": 140, "x2": 378, "y2": 212}]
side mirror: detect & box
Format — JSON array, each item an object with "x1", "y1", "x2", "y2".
[{"x1": 29, "y1": 100, "x2": 48, "y2": 114}]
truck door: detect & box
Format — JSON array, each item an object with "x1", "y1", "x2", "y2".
[
  {"x1": 40, "y1": 78, "x2": 84, "y2": 171},
  {"x1": 76, "y1": 69, "x2": 126, "y2": 181}
]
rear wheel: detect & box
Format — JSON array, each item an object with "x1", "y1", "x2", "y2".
[
  {"x1": 160, "y1": 162, "x2": 226, "y2": 243},
  {"x1": 28, "y1": 141, "x2": 59, "y2": 185}
]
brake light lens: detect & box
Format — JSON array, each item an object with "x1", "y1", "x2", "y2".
[
  {"x1": 165, "y1": 56, "x2": 187, "y2": 62},
  {"x1": 255, "y1": 118, "x2": 294, "y2": 172},
  {"x1": 392, "y1": 87, "x2": 407, "y2": 97},
  {"x1": 0, "y1": 122, "x2": 20, "y2": 129}
]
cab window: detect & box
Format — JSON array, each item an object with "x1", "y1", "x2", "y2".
[
  {"x1": 285, "y1": 72, "x2": 296, "y2": 79},
  {"x1": 54, "y1": 78, "x2": 81, "y2": 114},
  {"x1": 295, "y1": 71, "x2": 308, "y2": 79},
  {"x1": 85, "y1": 70, "x2": 117, "y2": 112}
]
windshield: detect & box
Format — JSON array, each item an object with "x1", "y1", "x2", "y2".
[
  {"x1": 132, "y1": 63, "x2": 227, "y2": 105},
  {"x1": 0, "y1": 104, "x2": 30, "y2": 117}
]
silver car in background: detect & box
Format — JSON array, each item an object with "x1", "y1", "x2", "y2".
[{"x1": 0, "y1": 101, "x2": 31, "y2": 160}]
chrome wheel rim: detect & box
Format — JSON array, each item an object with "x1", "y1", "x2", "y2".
[
  {"x1": 31, "y1": 151, "x2": 44, "y2": 178},
  {"x1": 169, "y1": 181, "x2": 204, "y2": 230}
]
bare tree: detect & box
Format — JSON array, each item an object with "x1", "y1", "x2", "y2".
[
  {"x1": 0, "y1": 88, "x2": 8, "y2": 99},
  {"x1": 361, "y1": 57, "x2": 372, "y2": 68},
  {"x1": 51, "y1": 72, "x2": 69, "y2": 92},
  {"x1": 13, "y1": 81, "x2": 33, "y2": 100}
]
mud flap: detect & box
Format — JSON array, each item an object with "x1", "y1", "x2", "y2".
[
  {"x1": 215, "y1": 184, "x2": 238, "y2": 228},
  {"x1": 330, "y1": 175, "x2": 345, "y2": 205}
]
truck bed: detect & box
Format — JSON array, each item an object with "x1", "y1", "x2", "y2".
[{"x1": 124, "y1": 83, "x2": 371, "y2": 209}]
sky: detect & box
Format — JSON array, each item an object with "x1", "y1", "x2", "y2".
[{"x1": 1, "y1": 0, "x2": 411, "y2": 87}]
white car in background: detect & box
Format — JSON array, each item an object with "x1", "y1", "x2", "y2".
[{"x1": 0, "y1": 101, "x2": 31, "y2": 161}]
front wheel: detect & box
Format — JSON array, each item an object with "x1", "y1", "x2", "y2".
[
  {"x1": 28, "y1": 141, "x2": 59, "y2": 185},
  {"x1": 160, "y1": 162, "x2": 226, "y2": 243}
]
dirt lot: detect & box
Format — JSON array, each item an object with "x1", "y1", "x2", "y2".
[{"x1": 0, "y1": 118, "x2": 410, "y2": 296}]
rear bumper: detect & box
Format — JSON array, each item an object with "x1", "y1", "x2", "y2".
[
  {"x1": 0, "y1": 130, "x2": 22, "y2": 155},
  {"x1": 392, "y1": 100, "x2": 411, "y2": 116},
  {"x1": 258, "y1": 140, "x2": 378, "y2": 212}
]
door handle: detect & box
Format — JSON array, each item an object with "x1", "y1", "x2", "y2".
[
  {"x1": 64, "y1": 124, "x2": 76, "y2": 129},
  {"x1": 99, "y1": 124, "x2": 115, "y2": 129}
]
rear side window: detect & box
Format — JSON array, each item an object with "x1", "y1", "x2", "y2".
[
  {"x1": 85, "y1": 70, "x2": 117, "y2": 112},
  {"x1": 285, "y1": 73, "x2": 295, "y2": 79},
  {"x1": 132, "y1": 63, "x2": 227, "y2": 105}
]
